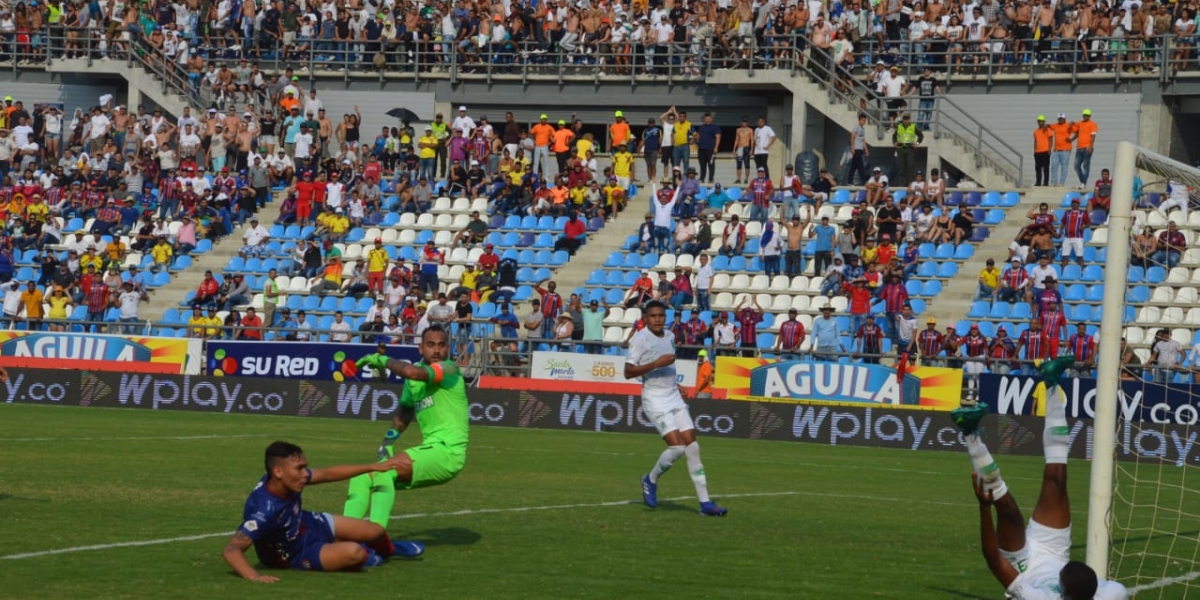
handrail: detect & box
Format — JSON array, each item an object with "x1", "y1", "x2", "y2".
[{"x1": 782, "y1": 33, "x2": 1025, "y2": 187}]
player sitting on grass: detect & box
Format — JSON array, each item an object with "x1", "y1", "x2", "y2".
[
  {"x1": 952, "y1": 355, "x2": 1128, "y2": 600},
  {"x1": 222, "y1": 441, "x2": 423, "y2": 582},
  {"x1": 625, "y1": 300, "x2": 727, "y2": 517},
  {"x1": 345, "y1": 325, "x2": 470, "y2": 529}
]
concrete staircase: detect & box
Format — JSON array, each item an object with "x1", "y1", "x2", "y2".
[
  {"x1": 707, "y1": 69, "x2": 1021, "y2": 189},
  {"x1": 551, "y1": 189, "x2": 654, "y2": 293},
  {"x1": 147, "y1": 196, "x2": 285, "y2": 320},
  {"x1": 47, "y1": 58, "x2": 195, "y2": 119},
  {"x1": 923, "y1": 187, "x2": 1057, "y2": 326}
]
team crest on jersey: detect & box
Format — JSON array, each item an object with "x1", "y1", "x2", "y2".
[
  {"x1": 415, "y1": 396, "x2": 434, "y2": 411},
  {"x1": 242, "y1": 520, "x2": 258, "y2": 532}
]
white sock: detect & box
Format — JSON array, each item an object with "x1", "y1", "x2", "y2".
[
  {"x1": 649, "y1": 446, "x2": 685, "y2": 484},
  {"x1": 1043, "y1": 385, "x2": 1070, "y2": 464},
  {"x1": 684, "y1": 442, "x2": 710, "y2": 503},
  {"x1": 965, "y1": 433, "x2": 1009, "y2": 500}
]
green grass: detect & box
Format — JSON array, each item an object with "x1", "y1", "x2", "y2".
[{"x1": 0, "y1": 403, "x2": 1190, "y2": 599}]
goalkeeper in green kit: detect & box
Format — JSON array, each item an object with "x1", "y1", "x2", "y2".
[{"x1": 344, "y1": 325, "x2": 470, "y2": 532}]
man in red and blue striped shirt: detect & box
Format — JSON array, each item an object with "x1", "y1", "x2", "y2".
[
  {"x1": 1017, "y1": 320, "x2": 1052, "y2": 376},
  {"x1": 997, "y1": 258, "x2": 1029, "y2": 304},
  {"x1": 747, "y1": 168, "x2": 774, "y2": 222},
  {"x1": 736, "y1": 296, "x2": 764, "y2": 357},
  {"x1": 878, "y1": 274, "x2": 909, "y2": 347},
  {"x1": 1059, "y1": 198, "x2": 1091, "y2": 268},
  {"x1": 987, "y1": 327, "x2": 1018, "y2": 375},
  {"x1": 856, "y1": 315, "x2": 884, "y2": 364},
  {"x1": 535, "y1": 279, "x2": 562, "y2": 336},
  {"x1": 774, "y1": 308, "x2": 806, "y2": 360},
  {"x1": 1067, "y1": 323, "x2": 1096, "y2": 378},
  {"x1": 915, "y1": 318, "x2": 945, "y2": 366}
]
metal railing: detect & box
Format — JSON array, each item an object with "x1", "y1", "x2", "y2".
[
  {"x1": 10, "y1": 28, "x2": 1200, "y2": 86},
  {"x1": 788, "y1": 34, "x2": 1025, "y2": 187}
]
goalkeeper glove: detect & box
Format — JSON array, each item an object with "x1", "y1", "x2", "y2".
[
  {"x1": 356, "y1": 353, "x2": 390, "y2": 371},
  {"x1": 376, "y1": 428, "x2": 401, "y2": 462}
]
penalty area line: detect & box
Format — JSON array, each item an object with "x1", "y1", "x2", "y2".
[{"x1": 0, "y1": 491, "x2": 800, "y2": 560}]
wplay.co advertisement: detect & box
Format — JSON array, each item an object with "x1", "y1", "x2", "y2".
[{"x1": 4, "y1": 369, "x2": 1196, "y2": 466}]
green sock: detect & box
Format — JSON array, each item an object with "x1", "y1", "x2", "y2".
[
  {"x1": 368, "y1": 469, "x2": 398, "y2": 528},
  {"x1": 344, "y1": 472, "x2": 373, "y2": 519}
]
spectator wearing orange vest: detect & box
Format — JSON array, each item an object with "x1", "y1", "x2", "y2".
[
  {"x1": 610, "y1": 110, "x2": 631, "y2": 148},
  {"x1": 1048, "y1": 113, "x2": 1073, "y2": 186},
  {"x1": 552, "y1": 119, "x2": 575, "y2": 177},
  {"x1": 1032, "y1": 115, "x2": 1054, "y2": 187},
  {"x1": 1070, "y1": 108, "x2": 1099, "y2": 189}
]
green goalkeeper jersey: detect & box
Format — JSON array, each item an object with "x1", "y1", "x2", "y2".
[{"x1": 401, "y1": 360, "x2": 470, "y2": 447}]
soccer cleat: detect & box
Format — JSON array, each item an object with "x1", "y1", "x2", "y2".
[
  {"x1": 641, "y1": 474, "x2": 658, "y2": 508},
  {"x1": 376, "y1": 429, "x2": 400, "y2": 462},
  {"x1": 1040, "y1": 355, "x2": 1075, "y2": 390},
  {"x1": 951, "y1": 402, "x2": 990, "y2": 437},
  {"x1": 699, "y1": 501, "x2": 728, "y2": 517},
  {"x1": 362, "y1": 546, "x2": 385, "y2": 567},
  {"x1": 391, "y1": 540, "x2": 426, "y2": 559}
]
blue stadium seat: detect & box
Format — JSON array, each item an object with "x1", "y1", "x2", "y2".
[
  {"x1": 521, "y1": 215, "x2": 538, "y2": 229},
  {"x1": 604, "y1": 252, "x2": 623, "y2": 268},
  {"x1": 713, "y1": 256, "x2": 729, "y2": 270},
  {"x1": 966, "y1": 192, "x2": 983, "y2": 206},
  {"x1": 1069, "y1": 304, "x2": 1091, "y2": 322},
  {"x1": 1145, "y1": 267, "x2": 1166, "y2": 284},
  {"x1": 1085, "y1": 285, "x2": 1105, "y2": 302},
  {"x1": 905, "y1": 280, "x2": 922, "y2": 296},
  {"x1": 967, "y1": 301, "x2": 990, "y2": 319},
  {"x1": 346, "y1": 228, "x2": 365, "y2": 243},
  {"x1": 909, "y1": 299, "x2": 926, "y2": 314},
  {"x1": 1010, "y1": 303, "x2": 1032, "y2": 320},
  {"x1": 338, "y1": 297, "x2": 357, "y2": 312},
  {"x1": 537, "y1": 216, "x2": 556, "y2": 230},
  {"x1": 747, "y1": 257, "x2": 763, "y2": 272},
  {"x1": 15, "y1": 266, "x2": 33, "y2": 281},
  {"x1": 380, "y1": 213, "x2": 400, "y2": 227},
  {"x1": 171, "y1": 256, "x2": 193, "y2": 272},
  {"x1": 517, "y1": 233, "x2": 536, "y2": 248},
  {"x1": 516, "y1": 267, "x2": 534, "y2": 283},
  {"x1": 988, "y1": 303, "x2": 1010, "y2": 319},
  {"x1": 534, "y1": 250, "x2": 553, "y2": 265},
  {"x1": 622, "y1": 254, "x2": 641, "y2": 269},
  {"x1": 285, "y1": 296, "x2": 304, "y2": 310},
  {"x1": 756, "y1": 333, "x2": 774, "y2": 349},
  {"x1": 982, "y1": 191, "x2": 1001, "y2": 206},
  {"x1": 893, "y1": 190, "x2": 907, "y2": 203},
  {"x1": 936, "y1": 263, "x2": 959, "y2": 278},
  {"x1": 245, "y1": 258, "x2": 264, "y2": 274},
  {"x1": 1001, "y1": 192, "x2": 1020, "y2": 207},
  {"x1": 1063, "y1": 284, "x2": 1086, "y2": 302},
  {"x1": 283, "y1": 225, "x2": 301, "y2": 240},
  {"x1": 226, "y1": 257, "x2": 246, "y2": 273},
  {"x1": 832, "y1": 189, "x2": 850, "y2": 204},
  {"x1": 953, "y1": 245, "x2": 974, "y2": 260},
  {"x1": 302, "y1": 296, "x2": 321, "y2": 311},
  {"x1": 552, "y1": 216, "x2": 568, "y2": 230},
  {"x1": 550, "y1": 251, "x2": 569, "y2": 266},
  {"x1": 921, "y1": 280, "x2": 942, "y2": 296},
  {"x1": 587, "y1": 270, "x2": 606, "y2": 285},
  {"x1": 604, "y1": 289, "x2": 624, "y2": 305},
  {"x1": 984, "y1": 209, "x2": 1005, "y2": 225},
  {"x1": 729, "y1": 256, "x2": 747, "y2": 271},
  {"x1": 1126, "y1": 266, "x2": 1145, "y2": 283},
  {"x1": 399, "y1": 247, "x2": 417, "y2": 261},
  {"x1": 1060, "y1": 265, "x2": 1082, "y2": 281},
  {"x1": 484, "y1": 232, "x2": 502, "y2": 247},
  {"x1": 488, "y1": 215, "x2": 505, "y2": 229},
  {"x1": 919, "y1": 243, "x2": 935, "y2": 256},
  {"x1": 504, "y1": 215, "x2": 522, "y2": 229},
  {"x1": 416, "y1": 230, "x2": 433, "y2": 244},
  {"x1": 161, "y1": 308, "x2": 182, "y2": 325},
  {"x1": 518, "y1": 249, "x2": 536, "y2": 265},
  {"x1": 639, "y1": 254, "x2": 658, "y2": 269},
  {"x1": 917, "y1": 262, "x2": 937, "y2": 278},
  {"x1": 533, "y1": 268, "x2": 552, "y2": 281},
  {"x1": 319, "y1": 296, "x2": 338, "y2": 312},
  {"x1": 976, "y1": 322, "x2": 996, "y2": 338},
  {"x1": 502, "y1": 232, "x2": 521, "y2": 246},
  {"x1": 149, "y1": 271, "x2": 171, "y2": 288},
  {"x1": 356, "y1": 297, "x2": 374, "y2": 312},
  {"x1": 934, "y1": 244, "x2": 954, "y2": 260}
]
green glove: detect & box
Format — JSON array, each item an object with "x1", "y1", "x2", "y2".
[{"x1": 356, "y1": 353, "x2": 390, "y2": 371}]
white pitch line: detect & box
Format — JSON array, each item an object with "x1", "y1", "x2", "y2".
[
  {"x1": 1129, "y1": 570, "x2": 1200, "y2": 595},
  {"x1": 0, "y1": 434, "x2": 267, "y2": 443},
  {"x1": 2, "y1": 491, "x2": 805, "y2": 560}
]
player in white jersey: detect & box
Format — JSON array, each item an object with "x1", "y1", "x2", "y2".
[
  {"x1": 624, "y1": 300, "x2": 727, "y2": 517},
  {"x1": 952, "y1": 355, "x2": 1128, "y2": 600}
]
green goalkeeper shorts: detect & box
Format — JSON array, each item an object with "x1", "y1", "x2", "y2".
[{"x1": 400, "y1": 442, "x2": 466, "y2": 490}]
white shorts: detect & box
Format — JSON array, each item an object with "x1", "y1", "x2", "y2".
[
  {"x1": 644, "y1": 406, "x2": 695, "y2": 436},
  {"x1": 999, "y1": 519, "x2": 1070, "y2": 581},
  {"x1": 1062, "y1": 237, "x2": 1083, "y2": 259},
  {"x1": 738, "y1": 22, "x2": 753, "y2": 38},
  {"x1": 616, "y1": 175, "x2": 630, "y2": 188}
]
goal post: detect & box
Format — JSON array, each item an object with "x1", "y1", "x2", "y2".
[
  {"x1": 1097, "y1": 142, "x2": 1200, "y2": 596},
  {"x1": 1086, "y1": 141, "x2": 1135, "y2": 575}
]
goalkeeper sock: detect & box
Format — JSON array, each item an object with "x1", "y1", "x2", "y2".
[
  {"x1": 344, "y1": 472, "x2": 373, "y2": 519},
  {"x1": 965, "y1": 433, "x2": 1008, "y2": 500},
  {"x1": 649, "y1": 445, "x2": 685, "y2": 484},
  {"x1": 368, "y1": 469, "x2": 398, "y2": 528},
  {"x1": 683, "y1": 442, "x2": 710, "y2": 504},
  {"x1": 1043, "y1": 385, "x2": 1070, "y2": 465}
]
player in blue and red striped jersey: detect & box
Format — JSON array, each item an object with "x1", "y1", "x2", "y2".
[
  {"x1": 1038, "y1": 304, "x2": 1069, "y2": 356},
  {"x1": 998, "y1": 258, "x2": 1030, "y2": 304},
  {"x1": 855, "y1": 315, "x2": 885, "y2": 364},
  {"x1": 1058, "y1": 198, "x2": 1091, "y2": 269},
  {"x1": 1017, "y1": 319, "x2": 1053, "y2": 376},
  {"x1": 988, "y1": 326, "x2": 1019, "y2": 375},
  {"x1": 1066, "y1": 323, "x2": 1096, "y2": 378}
]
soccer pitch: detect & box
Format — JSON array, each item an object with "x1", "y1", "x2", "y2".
[{"x1": 0, "y1": 403, "x2": 1137, "y2": 599}]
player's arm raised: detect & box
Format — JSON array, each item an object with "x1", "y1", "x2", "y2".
[
  {"x1": 222, "y1": 530, "x2": 278, "y2": 584},
  {"x1": 972, "y1": 474, "x2": 1019, "y2": 588}
]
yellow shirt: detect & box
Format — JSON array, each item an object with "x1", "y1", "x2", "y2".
[
  {"x1": 323, "y1": 262, "x2": 344, "y2": 284},
  {"x1": 151, "y1": 243, "x2": 173, "y2": 265},
  {"x1": 418, "y1": 135, "x2": 438, "y2": 159},
  {"x1": 26, "y1": 201, "x2": 48, "y2": 223},
  {"x1": 979, "y1": 267, "x2": 1000, "y2": 289},
  {"x1": 80, "y1": 253, "x2": 104, "y2": 273},
  {"x1": 205, "y1": 316, "x2": 223, "y2": 337},
  {"x1": 329, "y1": 215, "x2": 349, "y2": 234},
  {"x1": 575, "y1": 138, "x2": 594, "y2": 160},
  {"x1": 105, "y1": 241, "x2": 125, "y2": 262},
  {"x1": 860, "y1": 246, "x2": 878, "y2": 265},
  {"x1": 367, "y1": 247, "x2": 389, "y2": 272},
  {"x1": 673, "y1": 120, "x2": 693, "y2": 147},
  {"x1": 21, "y1": 289, "x2": 43, "y2": 319},
  {"x1": 460, "y1": 270, "x2": 478, "y2": 291},
  {"x1": 612, "y1": 152, "x2": 634, "y2": 177},
  {"x1": 510, "y1": 169, "x2": 524, "y2": 186},
  {"x1": 188, "y1": 315, "x2": 208, "y2": 337},
  {"x1": 48, "y1": 294, "x2": 70, "y2": 319},
  {"x1": 569, "y1": 186, "x2": 588, "y2": 206}
]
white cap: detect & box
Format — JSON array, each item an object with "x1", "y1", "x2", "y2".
[
  {"x1": 458, "y1": 105, "x2": 467, "y2": 111},
  {"x1": 1057, "y1": 113, "x2": 1067, "y2": 119}
]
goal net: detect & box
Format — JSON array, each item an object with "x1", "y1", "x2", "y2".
[{"x1": 1099, "y1": 142, "x2": 1200, "y2": 597}]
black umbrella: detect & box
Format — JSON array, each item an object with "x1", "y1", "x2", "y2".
[{"x1": 386, "y1": 108, "x2": 421, "y2": 122}]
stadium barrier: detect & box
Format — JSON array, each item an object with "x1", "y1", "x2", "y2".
[
  {"x1": 0, "y1": 331, "x2": 201, "y2": 375},
  {"x1": 205, "y1": 340, "x2": 420, "y2": 382},
  {"x1": 528, "y1": 351, "x2": 697, "y2": 387},
  {"x1": 7, "y1": 367, "x2": 1195, "y2": 465},
  {"x1": 980, "y1": 373, "x2": 1200, "y2": 425}
]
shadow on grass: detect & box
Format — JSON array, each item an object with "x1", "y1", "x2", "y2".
[
  {"x1": 0, "y1": 493, "x2": 47, "y2": 502},
  {"x1": 651, "y1": 500, "x2": 698, "y2": 514},
  {"x1": 926, "y1": 586, "x2": 991, "y2": 599},
  {"x1": 400, "y1": 527, "x2": 482, "y2": 547}
]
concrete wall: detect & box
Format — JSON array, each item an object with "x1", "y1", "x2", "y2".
[{"x1": 1, "y1": 80, "x2": 123, "y2": 114}]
